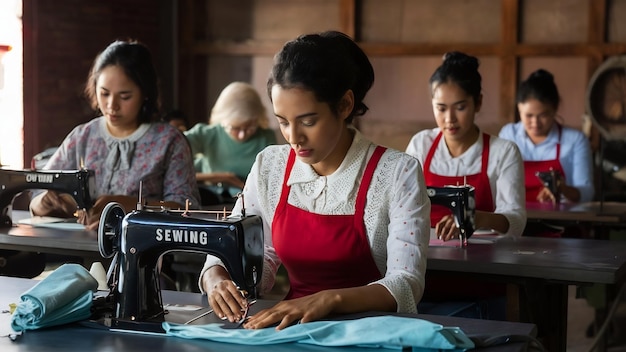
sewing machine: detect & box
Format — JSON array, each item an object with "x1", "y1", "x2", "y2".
[
  {"x1": 536, "y1": 170, "x2": 562, "y2": 203},
  {"x1": 91, "y1": 202, "x2": 264, "y2": 333},
  {"x1": 0, "y1": 168, "x2": 96, "y2": 227},
  {"x1": 427, "y1": 186, "x2": 476, "y2": 247}
]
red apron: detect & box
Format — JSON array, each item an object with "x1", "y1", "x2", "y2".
[
  {"x1": 524, "y1": 125, "x2": 565, "y2": 203},
  {"x1": 423, "y1": 132, "x2": 495, "y2": 227},
  {"x1": 272, "y1": 146, "x2": 386, "y2": 299},
  {"x1": 423, "y1": 133, "x2": 503, "y2": 300}
]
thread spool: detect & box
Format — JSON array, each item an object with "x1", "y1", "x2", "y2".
[{"x1": 89, "y1": 262, "x2": 108, "y2": 291}]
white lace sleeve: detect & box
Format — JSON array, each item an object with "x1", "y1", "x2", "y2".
[
  {"x1": 198, "y1": 145, "x2": 289, "y2": 295},
  {"x1": 490, "y1": 137, "x2": 526, "y2": 237},
  {"x1": 367, "y1": 150, "x2": 430, "y2": 313}
]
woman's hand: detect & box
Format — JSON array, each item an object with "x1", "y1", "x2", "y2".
[
  {"x1": 78, "y1": 195, "x2": 135, "y2": 230},
  {"x1": 536, "y1": 187, "x2": 558, "y2": 205},
  {"x1": 30, "y1": 191, "x2": 78, "y2": 218},
  {"x1": 536, "y1": 173, "x2": 569, "y2": 205},
  {"x1": 202, "y1": 266, "x2": 248, "y2": 323},
  {"x1": 436, "y1": 211, "x2": 510, "y2": 238},
  {"x1": 243, "y1": 290, "x2": 339, "y2": 330},
  {"x1": 207, "y1": 279, "x2": 249, "y2": 323},
  {"x1": 80, "y1": 195, "x2": 183, "y2": 230},
  {"x1": 435, "y1": 214, "x2": 460, "y2": 241}
]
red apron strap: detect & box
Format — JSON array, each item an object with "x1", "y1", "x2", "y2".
[{"x1": 354, "y1": 146, "x2": 386, "y2": 222}]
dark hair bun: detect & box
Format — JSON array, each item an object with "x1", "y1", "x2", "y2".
[
  {"x1": 516, "y1": 68, "x2": 560, "y2": 109},
  {"x1": 442, "y1": 51, "x2": 480, "y2": 72},
  {"x1": 528, "y1": 69, "x2": 555, "y2": 84}
]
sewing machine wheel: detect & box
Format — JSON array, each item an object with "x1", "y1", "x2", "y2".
[{"x1": 98, "y1": 202, "x2": 125, "y2": 258}]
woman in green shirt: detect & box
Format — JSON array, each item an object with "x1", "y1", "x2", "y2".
[{"x1": 185, "y1": 82, "x2": 277, "y2": 204}]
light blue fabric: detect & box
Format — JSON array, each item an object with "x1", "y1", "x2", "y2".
[
  {"x1": 11, "y1": 263, "x2": 97, "y2": 331},
  {"x1": 163, "y1": 316, "x2": 474, "y2": 351}
]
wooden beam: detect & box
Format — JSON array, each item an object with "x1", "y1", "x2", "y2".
[
  {"x1": 499, "y1": 0, "x2": 519, "y2": 124},
  {"x1": 339, "y1": 0, "x2": 355, "y2": 39},
  {"x1": 360, "y1": 43, "x2": 501, "y2": 56},
  {"x1": 587, "y1": 0, "x2": 607, "y2": 77},
  {"x1": 188, "y1": 40, "x2": 626, "y2": 58},
  {"x1": 191, "y1": 41, "x2": 282, "y2": 56},
  {"x1": 514, "y1": 43, "x2": 620, "y2": 56}
]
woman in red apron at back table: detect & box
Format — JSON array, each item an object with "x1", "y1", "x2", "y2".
[
  {"x1": 499, "y1": 69, "x2": 594, "y2": 237},
  {"x1": 405, "y1": 52, "x2": 525, "y2": 320},
  {"x1": 198, "y1": 31, "x2": 431, "y2": 330},
  {"x1": 406, "y1": 52, "x2": 526, "y2": 241}
]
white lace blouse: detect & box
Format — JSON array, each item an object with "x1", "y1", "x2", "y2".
[
  {"x1": 406, "y1": 127, "x2": 526, "y2": 237},
  {"x1": 200, "y1": 129, "x2": 430, "y2": 313}
]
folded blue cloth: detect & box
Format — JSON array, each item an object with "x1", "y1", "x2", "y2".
[
  {"x1": 163, "y1": 316, "x2": 474, "y2": 351},
  {"x1": 11, "y1": 263, "x2": 97, "y2": 331}
]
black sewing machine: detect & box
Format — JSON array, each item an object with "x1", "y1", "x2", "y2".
[
  {"x1": 427, "y1": 186, "x2": 476, "y2": 247},
  {"x1": 0, "y1": 168, "x2": 96, "y2": 227},
  {"x1": 91, "y1": 202, "x2": 264, "y2": 333},
  {"x1": 536, "y1": 169, "x2": 562, "y2": 203}
]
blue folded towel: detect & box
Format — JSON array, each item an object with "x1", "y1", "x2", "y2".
[
  {"x1": 11, "y1": 263, "x2": 97, "y2": 332},
  {"x1": 163, "y1": 315, "x2": 474, "y2": 351}
]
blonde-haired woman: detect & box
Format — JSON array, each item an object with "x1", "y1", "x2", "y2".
[{"x1": 185, "y1": 82, "x2": 277, "y2": 204}]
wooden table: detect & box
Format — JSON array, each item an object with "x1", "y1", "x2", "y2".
[
  {"x1": 0, "y1": 211, "x2": 101, "y2": 265},
  {"x1": 428, "y1": 235, "x2": 626, "y2": 352},
  {"x1": 0, "y1": 276, "x2": 536, "y2": 352},
  {"x1": 3, "y1": 212, "x2": 625, "y2": 351},
  {"x1": 522, "y1": 202, "x2": 626, "y2": 350},
  {"x1": 526, "y1": 201, "x2": 626, "y2": 225}
]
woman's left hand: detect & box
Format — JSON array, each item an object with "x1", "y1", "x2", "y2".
[
  {"x1": 79, "y1": 195, "x2": 137, "y2": 230},
  {"x1": 536, "y1": 187, "x2": 557, "y2": 205},
  {"x1": 435, "y1": 214, "x2": 460, "y2": 241},
  {"x1": 81, "y1": 195, "x2": 181, "y2": 231},
  {"x1": 243, "y1": 291, "x2": 339, "y2": 330}
]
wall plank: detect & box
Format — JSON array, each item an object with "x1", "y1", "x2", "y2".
[{"x1": 361, "y1": 0, "x2": 501, "y2": 43}]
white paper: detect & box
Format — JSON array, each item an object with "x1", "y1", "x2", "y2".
[
  {"x1": 429, "y1": 228, "x2": 501, "y2": 247},
  {"x1": 18, "y1": 216, "x2": 86, "y2": 230}
]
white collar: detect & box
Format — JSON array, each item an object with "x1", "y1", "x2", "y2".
[{"x1": 287, "y1": 128, "x2": 368, "y2": 199}]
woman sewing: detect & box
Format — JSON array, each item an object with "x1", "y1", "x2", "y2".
[
  {"x1": 30, "y1": 40, "x2": 200, "y2": 230},
  {"x1": 406, "y1": 51, "x2": 526, "y2": 240},
  {"x1": 499, "y1": 69, "x2": 594, "y2": 204},
  {"x1": 405, "y1": 51, "x2": 526, "y2": 320},
  {"x1": 184, "y1": 82, "x2": 277, "y2": 204},
  {"x1": 199, "y1": 31, "x2": 430, "y2": 330}
]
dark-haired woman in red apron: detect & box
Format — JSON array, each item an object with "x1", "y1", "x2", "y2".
[
  {"x1": 499, "y1": 68, "x2": 594, "y2": 205},
  {"x1": 199, "y1": 31, "x2": 430, "y2": 330},
  {"x1": 406, "y1": 51, "x2": 525, "y2": 319},
  {"x1": 499, "y1": 69, "x2": 595, "y2": 237},
  {"x1": 406, "y1": 58, "x2": 526, "y2": 240}
]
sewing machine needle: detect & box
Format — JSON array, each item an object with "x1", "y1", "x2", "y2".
[{"x1": 183, "y1": 308, "x2": 214, "y2": 325}]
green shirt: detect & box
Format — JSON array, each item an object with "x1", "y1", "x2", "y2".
[{"x1": 184, "y1": 123, "x2": 277, "y2": 181}]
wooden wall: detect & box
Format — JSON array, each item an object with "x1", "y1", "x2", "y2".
[
  {"x1": 177, "y1": 0, "x2": 626, "y2": 151},
  {"x1": 21, "y1": 0, "x2": 626, "y2": 163}
]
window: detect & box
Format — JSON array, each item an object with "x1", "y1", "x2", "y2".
[{"x1": 0, "y1": 0, "x2": 22, "y2": 168}]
